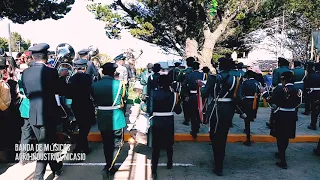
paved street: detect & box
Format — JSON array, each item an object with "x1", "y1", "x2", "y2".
[
  {"x1": 73, "y1": 106, "x2": 320, "y2": 136},
  {"x1": 1, "y1": 142, "x2": 320, "y2": 180}
]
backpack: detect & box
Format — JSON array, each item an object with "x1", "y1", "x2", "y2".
[{"x1": 0, "y1": 80, "x2": 11, "y2": 111}]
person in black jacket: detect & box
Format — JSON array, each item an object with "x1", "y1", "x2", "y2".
[
  {"x1": 240, "y1": 70, "x2": 262, "y2": 146},
  {"x1": 265, "y1": 71, "x2": 301, "y2": 169},
  {"x1": 21, "y1": 43, "x2": 63, "y2": 179},
  {"x1": 68, "y1": 59, "x2": 96, "y2": 154},
  {"x1": 148, "y1": 75, "x2": 182, "y2": 179},
  {"x1": 78, "y1": 49, "x2": 100, "y2": 82}
]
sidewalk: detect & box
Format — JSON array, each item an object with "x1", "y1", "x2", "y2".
[{"x1": 57, "y1": 105, "x2": 320, "y2": 142}]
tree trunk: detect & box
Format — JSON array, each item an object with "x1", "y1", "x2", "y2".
[
  {"x1": 196, "y1": 13, "x2": 238, "y2": 74},
  {"x1": 185, "y1": 38, "x2": 198, "y2": 58}
]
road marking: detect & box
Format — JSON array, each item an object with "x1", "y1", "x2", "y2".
[{"x1": 62, "y1": 163, "x2": 195, "y2": 167}]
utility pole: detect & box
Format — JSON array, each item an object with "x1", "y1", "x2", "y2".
[{"x1": 8, "y1": 22, "x2": 12, "y2": 57}]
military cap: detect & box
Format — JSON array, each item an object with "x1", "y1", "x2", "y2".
[
  {"x1": 280, "y1": 71, "x2": 293, "y2": 81},
  {"x1": 202, "y1": 66, "x2": 210, "y2": 73},
  {"x1": 74, "y1": 59, "x2": 88, "y2": 68},
  {"x1": 174, "y1": 62, "x2": 182, "y2": 66},
  {"x1": 186, "y1": 57, "x2": 195, "y2": 63},
  {"x1": 278, "y1": 57, "x2": 289, "y2": 65},
  {"x1": 0, "y1": 56, "x2": 7, "y2": 70},
  {"x1": 245, "y1": 70, "x2": 255, "y2": 78},
  {"x1": 153, "y1": 63, "x2": 162, "y2": 72},
  {"x1": 102, "y1": 62, "x2": 118, "y2": 75},
  {"x1": 237, "y1": 62, "x2": 244, "y2": 69},
  {"x1": 293, "y1": 60, "x2": 302, "y2": 67},
  {"x1": 113, "y1": 54, "x2": 126, "y2": 61},
  {"x1": 147, "y1": 63, "x2": 154, "y2": 69},
  {"x1": 78, "y1": 49, "x2": 90, "y2": 56},
  {"x1": 28, "y1": 43, "x2": 50, "y2": 54}
]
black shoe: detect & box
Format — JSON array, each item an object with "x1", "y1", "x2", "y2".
[
  {"x1": 167, "y1": 162, "x2": 173, "y2": 169},
  {"x1": 213, "y1": 169, "x2": 223, "y2": 176},
  {"x1": 183, "y1": 121, "x2": 189, "y2": 126},
  {"x1": 53, "y1": 168, "x2": 63, "y2": 178},
  {"x1": 151, "y1": 172, "x2": 157, "y2": 179},
  {"x1": 274, "y1": 152, "x2": 280, "y2": 159},
  {"x1": 313, "y1": 149, "x2": 320, "y2": 156},
  {"x1": 302, "y1": 112, "x2": 310, "y2": 115},
  {"x1": 190, "y1": 131, "x2": 197, "y2": 139},
  {"x1": 101, "y1": 169, "x2": 111, "y2": 180},
  {"x1": 308, "y1": 125, "x2": 317, "y2": 130},
  {"x1": 243, "y1": 141, "x2": 252, "y2": 146},
  {"x1": 276, "y1": 162, "x2": 287, "y2": 169}
]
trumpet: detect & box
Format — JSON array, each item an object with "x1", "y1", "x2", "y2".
[{"x1": 53, "y1": 43, "x2": 75, "y2": 82}]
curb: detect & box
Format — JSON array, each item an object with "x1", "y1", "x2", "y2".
[{"x1": 56, "y1": 133, "x2": 320, "y2": 143}]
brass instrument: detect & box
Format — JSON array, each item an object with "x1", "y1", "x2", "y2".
[
  {"x1": 88, "y1": 45, "x2": 99, "y2": 61},
  {"x1": 53, "y1": 43, "x2": 75, "y2": 82}
]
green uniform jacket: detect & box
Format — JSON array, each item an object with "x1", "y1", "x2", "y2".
[
  {"x1": 292, "y1": 67, "x2": 306, "y2": 82},
  {"x1": 292, "y1": 67, "x2": 306, "y2": 91},
  {"x1": 229, "y1": 69, "x2": 245, "y2": 78},
  {"x1": 140, "y1": 70, "x2": 153, "y2": 95},
  {"x1": 92, "y1": 76, "x2": 126, "y2": 131},
  {"x1": 178, "y1": 67, "x2": 193, "y2": 97},
  {"x1": 18, "y1": 79, "x2": 29, "y2": 119},
  {"x1": 272, "y1": 66, "x2": 291, "y2": 87}
]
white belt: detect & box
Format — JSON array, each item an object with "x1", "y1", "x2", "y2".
[
  {"x1": 152, "y1": 112, "x2": 174, "y2": 116},
  {"x1": 294, "y1": 81, "x2": 304, "y2": 84},
  {"x1": 190, "y1": 90, "x2": 197, "y2": 94},
  {"x1": 218, "y1": 98, "x2": 232, "y2": 102},
  {"x1": 310, "y1": 88, "x2": 320, "y2": 91},
  {"x1": 97, "y1": 105, "x2": 121, "y2": 110},
  {"x1": 278, "y1": 83, "x2": 282, "y2": 86},
  {"x1": 278, "y1": 108, "x2": 295, "y2": 112},
  {"x1": 244, "y1": 96, "x2": 255, "y2": 99}
]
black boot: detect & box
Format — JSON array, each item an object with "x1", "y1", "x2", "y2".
[
  {"x1": 276, "y1": 161, "x2": 287, "y2": 169},
  {"x1": 101, "y1": 167, "x2": 111, "y2": 180},
  {"x1": 151, "y1": 172, "x2": 157, "y2": 179}
]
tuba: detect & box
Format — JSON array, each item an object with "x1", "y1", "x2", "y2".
[
  {"x1": 53, "y1": 43, "x2": 75, "y2": 82},
  {"x1": 88, "y1": 45, "x2": 99, "y2": 61}
]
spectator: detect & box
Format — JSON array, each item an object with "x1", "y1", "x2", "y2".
[{"x1": 264, "y1": 68, "x2": 273, "y2": 88}]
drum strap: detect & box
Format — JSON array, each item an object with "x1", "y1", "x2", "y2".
[
  {"x1": 113, "y1": 82, "x2": 123, "y2": 107},
  {"x1": 171, "y1": 93, "x2": 178, "y2": 112}
]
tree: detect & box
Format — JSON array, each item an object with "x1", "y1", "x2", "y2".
[
  {"x1": 10, "y1": 32, "x2": 31, "y2": 52},
  {"x1": 0, "y1": 38, "x2": 8, "y2": 51},
  {"x1": 242, "y1": 0, "x2": 320, "y2": 61},
  {"x1": 88, "y1": 0, "x2": 271, "y2": 68},
  {"x1": 0, "y1": 32, "x2": 31, "y2": 52},
  {"x1": 0, "y1": 0, "x2": 75, "y2": 24}
]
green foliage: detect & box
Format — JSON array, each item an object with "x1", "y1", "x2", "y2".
[
  {"x1": 0, "y1": 32, "x2": 30, "y2": 52},
  {"x1": 0, "y1": 0, "x2": 75, "y2": 24},
  {"x1": 0, "y1": 38, "x2": 8, "y2": 51},
  {"x1": 130, "y1": 22, "x2": 155, "y2": 38},
  {"x1": 235, "y1": 12, "x2": 246, "y2": 21},
  {"x1": 212, "y1": 53, "x2": 223, "y2": 62},
  {"x1": 210, "y1": 0, "x2": 218, "y2": 17},
  {"x1": 97, "y1": 53, "x2": 113, "y2": 65}
]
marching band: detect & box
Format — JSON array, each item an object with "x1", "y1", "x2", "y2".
[{"x1": 1, "y1": 42, "x2": 320, "y2": 180}]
